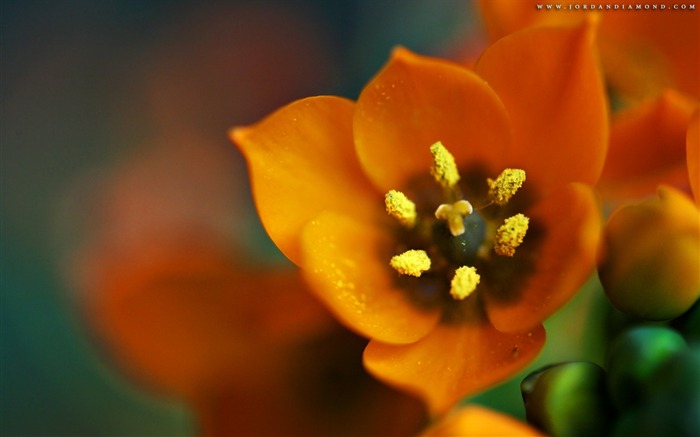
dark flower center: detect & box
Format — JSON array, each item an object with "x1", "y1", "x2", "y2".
[{"x1": 384, "y1": 142, "x2": 532, "y2": 309}]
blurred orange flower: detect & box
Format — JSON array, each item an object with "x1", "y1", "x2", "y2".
[
  {"x1": 478, "y1": 0, "x2": 700, "y2": 106},
  {"x1": 233, "y1": 21, "x2": 606, "y2": 414},
  {"x1": 80, "y1": 238, "x2": 426, "y2": 436},
  {"x1": 598, "y1": 90, "x2": 698, "y2": 202},
  {"x1": 81, "y1": 237, "x2": 330, "y2": 400},
  {"x1": 419, "y1": 405, "x2": 544, "y2": 437}
]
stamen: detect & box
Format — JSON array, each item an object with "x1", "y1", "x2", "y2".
[
  {"x1": 390, "y1": 250, "x2": 431, "y2": 277},
  {"x1": 435, "y1": 200, "x2": 473, "y2": 237},
  {"x1": 494, "y1": 213, "x2": 529, "y2": 257},
  {"x1": 430, "y1": 141, "x2": 460, "y2": 188},
  {"x1": 385, "y1": 190, "x2": 417, "y2": 227},
  {"x1": 450, "y1": 266, "x2": 480, "y2": 300},
  {"x1": 488, "y1": 169, "x2": 526, "y2": 206}
]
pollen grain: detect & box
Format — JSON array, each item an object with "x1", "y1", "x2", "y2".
[
  {"x1": 390, "y1": 250, "x2": 431, "y2": 277},
  {"x1": 450, "y1": 266, "x2": 480, "y2": 300},
  {"x1": 494, "y1": 213, "x2": 529, "y2": 257},
  {"x1": 385, "y1": 190, "x2": 417, "y2": 227},
  {"x1": 430, "y1": 141, "x2": 460, "y2": 189},
  {"x1": 488, "y1": 168, "x2": 526, "y2": 206}
]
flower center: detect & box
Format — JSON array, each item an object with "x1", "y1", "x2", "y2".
[{"x1": 384, "y1": 141, "x2": 529, "y2": 301}]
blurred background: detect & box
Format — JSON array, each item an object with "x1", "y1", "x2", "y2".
[{"x1": 2, "y1": 1, "x2": 486, "y2": 435}]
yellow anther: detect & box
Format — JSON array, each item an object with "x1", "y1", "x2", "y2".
[
  {"x1": 488, "y1": 168, "x2": 526, "y2": 206},
  {"x1": 390, "y1": 250, "x2": 431, "y2": 277},
  {"x1": 385, "y1": 190, "x2": 417, "y2": 227},
  {"x1": 430, "y1": 141, "x2": 460, "y2": 188},
  {"x1": 435, "y1": 200, "x2": 473, "y2": 237},
  {"x1": 494, "y1": 213, "x2": 530, "y2": 257},
  {"x1": 450, "y1": 266, "x2": 480, "y2": 300}
]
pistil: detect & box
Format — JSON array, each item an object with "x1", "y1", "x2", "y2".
[{"x1": 435, "y1": 200, "x2": 474, "y2": 237}]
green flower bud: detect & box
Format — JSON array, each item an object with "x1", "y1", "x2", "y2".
[
  {"x1": 606, "y1": 325, "x2": 687, "y2": 411},
  {"x1": 647, "y1": 347, "x2": 700, "y2": 401},
  {"x1": 612, "y1": 347, "x2": 700, "y2": 437},
  {"x1": 521, "y1": 361, "x2": 614, "y2": 437},
  {"x1": 612, "y1": 398, "x2": 700, "y2": 437}
]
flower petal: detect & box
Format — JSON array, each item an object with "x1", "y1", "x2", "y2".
[
  {"x1": 688, "y1": 109, "x2": 700, "y2": 206},
  {"x1": 479, "y1": 1, "x2": 700, "y2": 103},
  {"x1": 86, "y1": 239, "x2": 331, "y2": 399},
  {"x1": 420, "y1": 404, "x2": 545, "y2": 437},
  {"x1": 301, "y1": 210, "x2": 441, "y2": 345},
  {"x1": 483, "y1": 183, "x2": 600, "y2": 332},
  {"x1": 600, "y1": 1, "x2": 700, "y2": 101},
  {"x1": 599, "y1": 90, "x2": 695, "y2": 201},
  {"x1": 231, "y1": 96, "x2": 378, "y2": 265},
  {"x1": 478, "y1": 0, "x2": 585, "y2": 41},
  {"x1": 474, "y1": 19, "x2": 608, "y2": 192},
  {"x1": 354, "y1": 47, "x2": 513, "y2": 193},
  {"x1": 195, "y1": 325, "x2": 428, "y2": 437},
  {"x1": 364, "y1": 303, "x2": 545, "y2": 415}
]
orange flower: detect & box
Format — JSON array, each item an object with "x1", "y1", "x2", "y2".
[
  {"x1": 419, "y1": 405, "x2": 544, "y2": 437},
  {"x1": 233, "y1": 21, "x2": 606, "y2": 414},
  {"x1": 478, "y1": 0, "x2": 700, "y2": 105},
  {"x1": 598, "y1": 90, "x2": 697, "y2": 202}
]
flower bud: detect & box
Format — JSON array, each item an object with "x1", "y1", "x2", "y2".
[
  {"x1": 605, "y1": 326, "x2": 687, "y2": 411},
  {"x1": 611, "y1": 347, "x2": 700, "y2": 437},
  {"x1": 521, "y1": 362, "x2": 614, "y2": 437},
  {"x1": 599, "y1": 186, "x2": 700, "y2": 320}
]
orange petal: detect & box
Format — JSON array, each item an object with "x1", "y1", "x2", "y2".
[
  {"x1": 483, "y1": 183, "x2": 600, "y2": 332},
  {"x1": 86, "y1": 239, "x2": 330, "y2": 400},
  {"x1": 599, "y1": 90, "x2": 695, "y2": 201},
  {"x1": 599, "y1": 1, "x2": 700, "y2": 100},
  {"x1": 479, "y1": 1, "x2": 699, "y2": 102},
  {"x1": 474, "y1": 19, "x2": 608, "y2": 192},
  {"x1": 364, "y1": 304, "x2": 545, "y2": 416},
  {"x1": 195, "y1": 326, "x2": 427, "y2": 437},
  {"x1": 301, "y1": 210, "x2": 441, "y2": 344},
  {"x1": 478, "y1": 0, "x2": 587, "y2": 41},
  {"x1": 420, "y1": 404, "x2": 545, "y2": 437},
  {"x1": 688, "y1": 109, "x2": 700, "y2": 206},
  {"x1": 231, "y1": 96, "x2": 378, "y2": 265},
  {"x1": 354, "y1": 47, "x2": 513, "y2": 193},
  {"x1": 478, "y1": 0, "x2": 535, "y2": 42}
]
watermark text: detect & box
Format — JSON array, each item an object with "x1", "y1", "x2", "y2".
[{"x1": 536, "y1": 3, "x2": 696, "y2": 11}]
